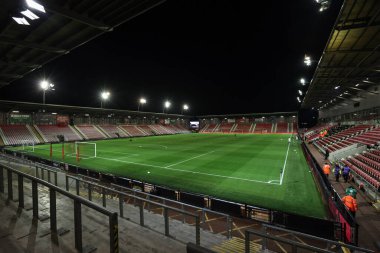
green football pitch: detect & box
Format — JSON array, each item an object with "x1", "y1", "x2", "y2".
[{"x1": 11, "y1": 133, "x2": 326, "y2": 218}]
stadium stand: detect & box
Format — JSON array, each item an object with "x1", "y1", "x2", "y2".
[
  {"x1": 35, "y1": 125, "x2": 83, "y2": 142},
  {"x1": 120, "y1": 125, "x2": 148, "y2": 137},
  {"x1": 0, "y1": 125, "x2": 40, "y2": 145},
  {"x1": 219, "y1": 123, "x2": 235, "y2": 133},
  {"x1": 232, "y1": 123, "x2": 253, "y2": 133},
  {"x1": 97, "y1": 125, "x2": 129, "y2": 138},
  {"x1": 75, "y1": 125, "x2": 107, "y2": 140},
  {"x1": 276, "y1": 122, "x2": 289, "y2": 133},
  {"x1": 314, "y1": 125, "x2": 378, "y2": 153},
  {"x1": 253, "y1": 123, "x2": 273, "y2": 133}
]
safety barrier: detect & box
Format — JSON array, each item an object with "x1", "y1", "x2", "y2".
[
  {"x1": 244, "y1": 224, "x2": 373, "y2": 253},
  {"x1": 65, "y1": 174, "x2": 201, "y2": 245},
  {"x1": 0, "y1": 163, "x2": 119, "y2": 253}
]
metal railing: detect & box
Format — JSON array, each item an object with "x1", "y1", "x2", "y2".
[
  {"x1": 245, "y1": 224, "x2": 374, "y2": 253},
  {"x1": 110, "y1": 183, "x2": 233, "y2": 239},
  {"x1": 0, "y1": 163, "x2": 119, "y2": 253},
  {"x1": 65, "y1": 174, "x2": 201, "y2": 245}
]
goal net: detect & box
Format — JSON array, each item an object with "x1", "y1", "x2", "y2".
[
  {"x1": 21, "y1": 140, "x2": 35, "y2": 152},
  {"x1": 75, "y1": 142, "x2": 97, "y2": 158}
]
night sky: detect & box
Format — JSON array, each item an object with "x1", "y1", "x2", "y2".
[{"x1": 0, "y1": 0, "x2": 343, "y2": 115}]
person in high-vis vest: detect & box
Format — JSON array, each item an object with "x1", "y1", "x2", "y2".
[
  {"x1": 322, "y1": 162, "x2": 331, "y2": 178},
  {"x1": 342, "y1": 194, "x2": 358, "y2": 217}
]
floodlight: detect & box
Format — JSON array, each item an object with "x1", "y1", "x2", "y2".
[
  {"x1": 21, "y1": 9, "x2": 39, "y2": 20},
  {"x1": 40, "y1": 80, "x2": 49, "y2": 90},
  {"x1": 183, "y1": 104, "x2": 189, "y2": 110},
  {"x1": 165, "y1": 101, "x2": 171, "y2": 108},
  {"x1": 304, "y1": 55, "x2": 312, "y2": 66},
  {"x1": 297, "y1": 97, "x2": 301, "y2": 103},
  {"x1": 140, "y1": 98, "x2": 146, "y2": 104},
  {"x1": 12, "y1": 17, "x2": 30, "y2": 25},
  {"x1": 101, "y1": 91, "x2": 110, "y2": 100},
  {"x1": 26, "y1": 0, "x2": 46, "y2": 13},
  {"x1": 300, "y1": 78, "x2": 306, "y2": 85},
  {"x1": 298, "y1": 90, "x2": 303, "y2": 96},
  {"x1": 334, "y1": 86, "x2": 340, "y2": 89},
  {"x1": 355, "y1": 83, "x2": 360, "y2": 87}
]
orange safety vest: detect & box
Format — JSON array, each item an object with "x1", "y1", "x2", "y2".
[
  {"x1": 342, "y1": 195, "x2": 358, "y2": 212},
  {"x1": 323, "y1": 164, "x2": 330, "y2": 175}
]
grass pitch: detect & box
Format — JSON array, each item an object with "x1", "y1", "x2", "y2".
[{"x1": 12, "y1": 133, "x2": 326, "y2": 218}]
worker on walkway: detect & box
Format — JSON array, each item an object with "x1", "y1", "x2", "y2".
[
  {"x1": 333, "y1": 163, "x2": 341, "y2": 182},
  {"x1": 342, "y1": 165, "x2": 351, "y2": 183},
  {"x1": 341, "y1": 194, "x2": 358, "y2": 217},
  {"x1": 322, "y1": 162, "x2": 331, "y2": 178}
]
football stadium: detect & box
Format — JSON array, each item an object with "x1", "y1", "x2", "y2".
[{"x1": 0, "y1": 0, "x2": 380, "y2": 253}]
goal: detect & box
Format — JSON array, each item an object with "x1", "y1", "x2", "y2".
[
  {"x1": 75, "y1": 142, "x2": 97, "y2": 158},
  {"x1": 21, "y1": 140, "x2": 35, "y2": 152}
]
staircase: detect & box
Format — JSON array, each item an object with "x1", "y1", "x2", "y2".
[
  {"x1": 0, "y1": 128, "x2": 6, "y2": 145},
  {"x1": 70, "y1": 125, "x2": 86, "y2": 140},
  {"x1": 26, "y1": 125, "x2": 42, "y2": 143},
  {"x1": 96, "y1": 125, "x2": 111, "y2": 138},
  {"x1": 33, "y1": 125, "x2": 48, "y2": 142},
  {"x1": 251, "y1": 123, "x2": 256, "y2": 133},
  {"x1": 230, "y1": 123, "x2": 238, "y2": 132},
  {"x1": 94, "y1": 125, "x2": 108, "y2": 138},
  {"x1": 117, "y1": 126, "x2": 130, "y2": 136},
  {"x1": 213, "y1": 123, "x2": 220, "y2": 132},
  {"x1": 273, "y1": 123, "x2": 277, "y2": 133}
]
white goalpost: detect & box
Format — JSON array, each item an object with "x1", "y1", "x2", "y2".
[
  {"x1": 75, "y1": 141, "x2": 97, "y2": 158},
  {"x1": 21, "y1": 140, "x2": 35, "y2": 152}
]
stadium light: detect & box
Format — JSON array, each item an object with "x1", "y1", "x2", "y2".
[
  {"x1": 300, "y1": 78, "x2": 309, "y2": 85},
  {"x1": 138, "y1": 98, "x2": 147, "y2": 111},
  {"x1": 303, "y1": 55, "x2": 316, "y2": 66},
  {"x1": 40, "y1": 80, "x2": 54, "y2": 104},
  {"x1": 100, "y1": 91, "x2": 111, "y2": 108},
  {"x1": 181, "y1": 104, "x2": 189, "y2": 114},
  {"x1": 21, "y1": 9, "x2": 39, "y2": 20},
  {"x1": 163, "y1": 100, "x2": 171, "y2": 113},
  {"x1": 26, "y1": 0, "x2": 46, "y2": 13},
  {"x1": 298, "y1": 90, "x2": 303, "y2": 96},
  {"x1": 297, "y1": 97, "x2": 301, "y2": 103},
  {"x1": 315, "y1": 0, "x2": 331, "y2": 12},
  {"x1": 12, "y1": 17, "x2": 30, "y2": 25}
]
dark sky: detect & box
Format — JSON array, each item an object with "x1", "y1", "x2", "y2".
[{"x1": 0, "y1": 0, "x2": 343, "y2": 115}]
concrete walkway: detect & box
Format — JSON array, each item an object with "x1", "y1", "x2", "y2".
[
  {"x1": 306, "y1": 143, "x2": 380, "y2": 251},
  {"x1": 0, "y1": 160, "x2": 228, "y2": 253}
]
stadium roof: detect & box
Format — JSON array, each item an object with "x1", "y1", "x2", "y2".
[
  {"x1": 0, "y1": 0, "x2": 165, "y2": 88},
  {"x1": 302, "y1": 0, "x2": 380, "y2": 109},
  {"x1": 0, "y1": 99, "x2": 188, "y2": 118}
]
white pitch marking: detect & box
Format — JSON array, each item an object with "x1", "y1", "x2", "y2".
[
  {"x1": 165, "y1": 150, "x2": 215, "y2": 168},
  {"x1": 95, "y1": 155, "x2": 279, "y2": 185},
  {"x1": 279, "y1": 141, "x2": 291, "y2": 185}
]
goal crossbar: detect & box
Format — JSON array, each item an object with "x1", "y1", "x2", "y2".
[{"x1": 74, "y1": 141, "x2": 97, "y2": 158}]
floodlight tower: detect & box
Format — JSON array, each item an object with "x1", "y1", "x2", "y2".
[
  {"x1": 163, "y1": 100, "x2": 171, "y2": 113},
  {"x1": 100, "y1": 91, "x2": 110, "y2": 108},
  {"x1": 138, "y1": 98, "x2": 147, "y2": 111},
  {"x1": 40, "y1": 80, "x2": 54, "y2": 104},
  {"x1": 181, "y1": 104, "x2": 189, "y2": 115}
]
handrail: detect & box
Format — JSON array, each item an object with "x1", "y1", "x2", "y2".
[
  {"x1": 0, "y1": 163, "x2": 119, "y2": 253},
  {"x1": 245, "y1": 228, "x2": 332, "y2": 253},
  {"x1": 66, "y1": 174, "x2": 201, "y2": 245},
  {"x1": 262, "y1": 224, "x2": 374, "y2": 253}
]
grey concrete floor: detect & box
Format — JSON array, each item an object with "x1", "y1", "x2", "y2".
[{"x1": 0, "y1": 159, "x2": 227, "y2": 253}]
